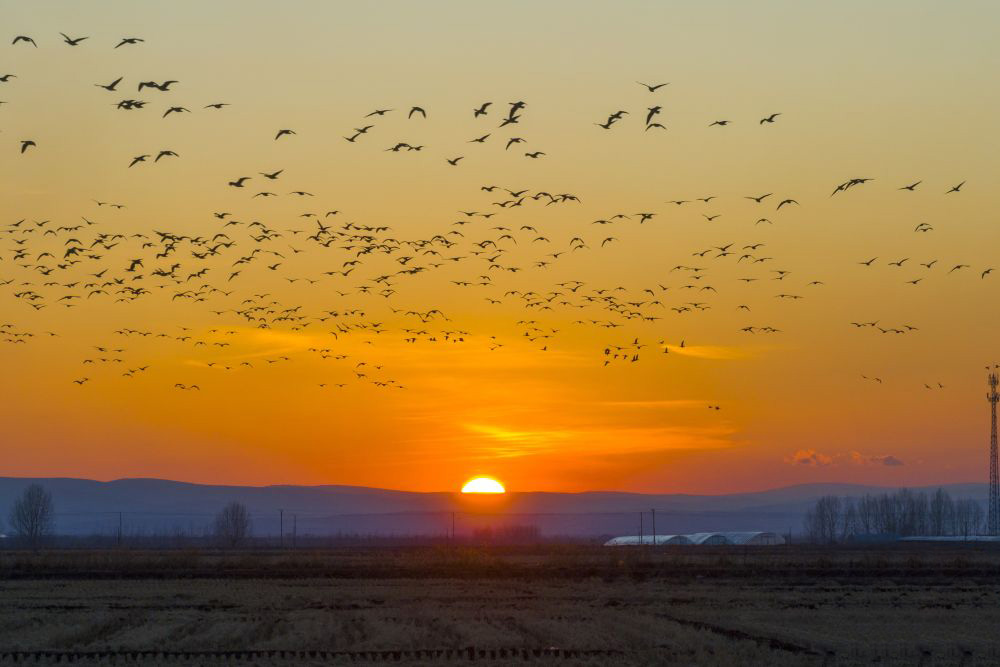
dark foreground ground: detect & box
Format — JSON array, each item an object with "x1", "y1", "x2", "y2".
[{"x1": 1, "y1": 544, "x2": 999, "y2": 665}]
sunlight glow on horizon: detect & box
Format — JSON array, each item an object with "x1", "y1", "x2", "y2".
[{"x1": 461, "y1": 477, "x2": 506, "y2": 494}]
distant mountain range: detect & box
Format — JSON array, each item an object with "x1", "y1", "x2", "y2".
[{"x1": 0, "y1": 478, "x2": 986, "y2": 538}]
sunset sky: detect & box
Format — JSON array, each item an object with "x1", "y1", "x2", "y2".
[{"x1": 2, "y1": 1, "x2": 999, "y2": 493}]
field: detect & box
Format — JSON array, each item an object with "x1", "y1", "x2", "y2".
[{"x1": 1, "y1": 545, "x2": 999, "y2": 665}]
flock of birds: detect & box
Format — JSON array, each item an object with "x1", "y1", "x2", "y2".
[{"x1": 1, "y1": 32, "x2": 990, "y2": 407}]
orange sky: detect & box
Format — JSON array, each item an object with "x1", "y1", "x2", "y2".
[{"x1": 2, "y1": 1, "x2": 999, "y2": 493}]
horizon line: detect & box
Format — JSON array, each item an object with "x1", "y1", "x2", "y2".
[{"x1": 0, "y1": 475, "x2": 987, "y2": 497}]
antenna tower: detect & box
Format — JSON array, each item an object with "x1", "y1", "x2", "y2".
[{"x1": 988, "y1": 367, "x2": 999, "y2": 536}]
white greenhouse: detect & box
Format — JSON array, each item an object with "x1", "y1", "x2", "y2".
[{"x1": 603, "y1": 531, "x2": 785, "y2": 546}]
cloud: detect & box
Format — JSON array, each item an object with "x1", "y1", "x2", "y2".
[
  {"x1": 851, "y1": 451, "x2": 904, "y2": 466},
  {"x1": 597, "y1": 399, "x2": 705, "y2": 410},
  {"x1": 661, "y1": 344, "x2": 752, "y2": 360},
  {"x1": 785, "y1": 449, "x2": 833, "y2": 467},
  {"x1": 460, "y1": 422, "x2": 733, "y2": 460}
]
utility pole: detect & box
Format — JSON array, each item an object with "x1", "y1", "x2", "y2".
[
  {"x1": 988, "y1": 367, "x2": 999, "y2": 535},
  {"x1": 279, "y1": 509, "x2": 284, "y2": 548}
]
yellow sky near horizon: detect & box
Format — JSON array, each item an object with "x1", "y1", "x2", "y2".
[{"x1": 1, "y1": 1, "x2": 999, "y2": 493}]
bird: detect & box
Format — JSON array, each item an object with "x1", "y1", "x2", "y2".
[
  {"x1": 115, "y1": 37, "x2": 144, "y2": 48},
  {"x1": 137, "y1": 80, "x2": 177, "y2": 91},
  {"x1": 776, "y1": 199, "x2": 799, "y2": 210},
  {"x1": 473, "y1": 102, "x2": 491, "y2": 117},
  {"x1": 59, "y1": 33, "x2": 89, "y2": 46},
  {"x1": 128, "y1": 154, "x2": 150, "y2": 167},
  {"x1": 759, "y1": 113, "x2": 781, "y2": 124},
  {"x1": 408, "y1": 106, "x2": 426, "y2": 119},
  {"x1": 274, "y1": 129, "x2": 296, "y2": 140},
  {"x1": 19, "y1": 140, "x2": 36, "y2": 154},
  {"x1": 95, "y1": 77, "x2": 124, "y2": 92},
  {"x1": 12, "y1": 35, "x2": 37, "y2": 47},
  {"x1": 637, "y1": 81, "x2": 669, "y2": 92},
  {"x1": 446, "y1": 157, "x2": 464, "y2": 165},
  {"x1": 524, "y1": 151, "x2": 545, "y2": 158},
  {"x1": 899, "y1": 180, "x2": 922, "y2": 191},
  {"x1": 708, "y1": 120, "x2": 731, "y2": 127},
  {"x1": 260, "y1": 169, "x2": 283, "y2": 180},
  {"x1": 745, "y1": 193, "x2": 772, "y2": 203},
  {"x1": 204, "y1": 103, "x2": 229, "y2": 109},
  {"x1": 162, "y1": 106, "x2": 190, "y2": 118},
  {"x1": 0, "y1": 74, "x2": 18, "y2": 83},
  {"x1": 154, "y1": 150, "x2": 179, "y2": 162},
  {"x1": 945, "y1": 181, "x2": 965, "y2": 193},
  {"x1": 228, "y1": 176, "x2": 251, "y2": 187}
]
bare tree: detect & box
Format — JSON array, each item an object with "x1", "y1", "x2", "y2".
[
  {"x1": 839, "y1": 498, "x2": 858, "y2": 542},
  {"x1": 8, "y1": 483, "x2": 55, "y2": 548},
  {"x1": 213, "y1": 501, "x2": 252, "y2": 547},
  {"x1": 929, "y1": 488, "x2": 954, "y2": 536},
  {"x1": 954, "y1": 499, "x2": 983, "y2": 538},
  {"x1": 804, "y1": 495, "x2": 841, "y2": 544},
  {"x1": 856, "y1": 494, "x2": 878, "y2": 534}
]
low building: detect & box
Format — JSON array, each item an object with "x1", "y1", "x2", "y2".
[{"x1": 603, "y1": 531, "x2": 785, "y2": 546}]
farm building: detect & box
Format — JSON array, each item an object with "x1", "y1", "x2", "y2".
[
  {"x1": 605, "y1": 534, "x2": 692, "y2": 546},
  {"x1": 603, "y1": 531, "x2": 785, "y2": 546}
]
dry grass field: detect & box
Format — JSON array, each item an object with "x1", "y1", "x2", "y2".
[{"x1": 1, "y1": 545, "x2": 999, "y2": 665}]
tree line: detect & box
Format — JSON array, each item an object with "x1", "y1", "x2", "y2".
[
  {"x1": 803, "y1": 488, "x2": 985, "y2": 543},
  {"x1": 4, "y1": 483, "x2": 253, "y2": 548}
]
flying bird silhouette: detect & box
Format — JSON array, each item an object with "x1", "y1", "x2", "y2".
[
  {"x1": 59, "y1": 33, "x2": 89, "y2": 46},
  {"x1": 115, "y1": 37, "x2": 144, "y2": 48},
  {"x1": 637, "y1": 81, "x2": 669, "y2": 92},
  {"x1": 95, "y1": 77, "x2": 124, "y2": 92}
]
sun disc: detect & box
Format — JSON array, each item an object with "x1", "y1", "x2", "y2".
[{"x1": 461, "y1": 477, "x2": 505, "y2": 494}]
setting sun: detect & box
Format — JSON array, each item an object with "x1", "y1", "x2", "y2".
[{"x1": 461, "y1": 477, "x2": 506, "y2": 494}]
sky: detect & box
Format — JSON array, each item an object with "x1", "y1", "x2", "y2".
[{"x1": 1, "y1": 1, "x2": 999, "y2": 493}]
